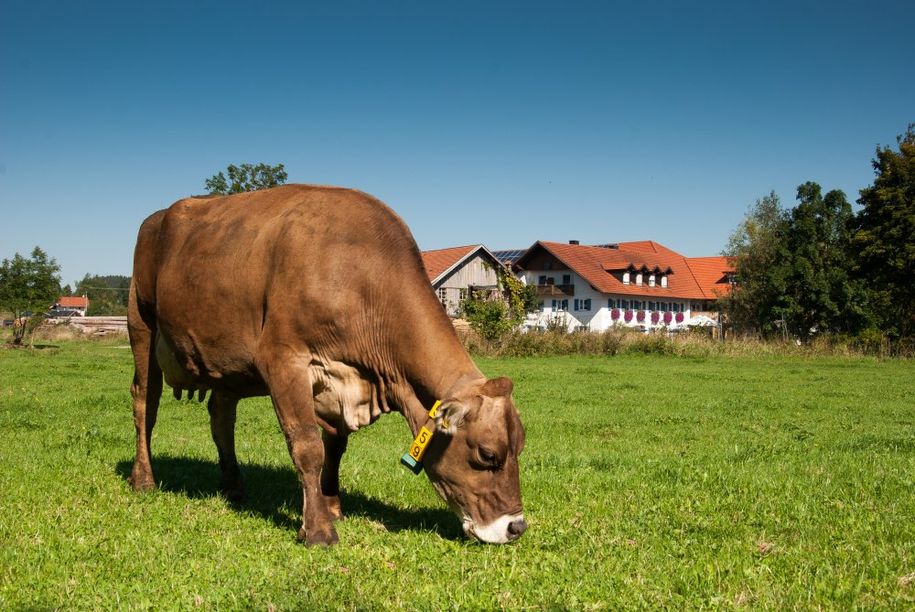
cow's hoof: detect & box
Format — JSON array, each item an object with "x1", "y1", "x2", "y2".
[
  {"x1": 222, "y1": 486, "x2": 245, "y2": 502},
  {"x1": 221, "y1": 481, "x2": 246, "y2": 502},
  {"x1": 128, "y1": 471, "x2": 156, "y2": 492},
  {"x1": 297, "y1": 525, "x2": 339, "y2": 547}
]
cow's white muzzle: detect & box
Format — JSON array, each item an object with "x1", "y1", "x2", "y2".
[{"x1": 464, "y1": 513, "x2": 527, "y2": 544}]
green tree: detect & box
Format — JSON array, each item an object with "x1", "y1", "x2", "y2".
[
  {"x1": 0, "y1": 247, "x2": 61, "y2": 345},
  {"x1": 76, "y1": 274, "x2": 131, "y2": 315},
  {"x1": 205, "y1": 163, "x2": 288, "y2": 195},
  {"x1": 853, "y1": 125, "x2": 915, "y2": 338},
  {"x1": 722, "y1": 185, "x2": 869, "y2": 341},
  {"x1": 721, "y1": 191, "x2": 791, "y2": 336},
  {"x1": 782, "y1": 183, "x2": 868, "y2": 339}
]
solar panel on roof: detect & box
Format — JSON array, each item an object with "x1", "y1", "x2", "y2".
[{"x1": 492, "y1": 249, "x2": 526, "y2": 264}]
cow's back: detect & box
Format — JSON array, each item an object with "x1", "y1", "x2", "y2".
[{"x1": 139, "y1": 185, "x2": 444, "y2": 396}]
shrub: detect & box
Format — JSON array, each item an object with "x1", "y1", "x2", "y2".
[{"x1": 461, "y1": 298, "x2": 514, "y2": 341}]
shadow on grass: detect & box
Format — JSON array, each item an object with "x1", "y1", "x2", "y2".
[
  {"x1": 115, "y1": 456, "x2": 462, "y2": 540},
  {"x1": 2, "y1": 343, "x2": 60, "y2": 350}
]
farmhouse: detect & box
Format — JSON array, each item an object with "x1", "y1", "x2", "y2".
[
  {"x1": 512, "y1": 240, "x2": 733, "y2": 332},
  {"x1": 421, "y1": 245, "x2": 505, "y2": 316},
  {"x1": 53, "y1": 295, "x2": 89, "y2": 316}
]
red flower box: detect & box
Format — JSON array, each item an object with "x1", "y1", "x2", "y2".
[
  {"x1": 636, "y1": 311, "x2": 645, "y2": 322},
  {"x1": 663, "y1": 311, "x2": 673, "y2": 324},
  {"x1": 650, "y1": 311, "x2": 660, "y2": 324},
  {"x1": 675, "y1": 312, "x2": 684, "y2": 323},
  {"x1": 624, "y1": 310, "x2": 633, "y2": 322},
  {"x1": 611, "y1": 308, "x2": 620, "y2": 320}
]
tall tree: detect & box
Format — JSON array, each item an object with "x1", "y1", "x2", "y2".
[
  {"x1": 0, "y1": 247, "x2": 61, "y2": 345},
  {"x1": 721, "y1": 191, "x2": 791, "y2": 336},
  {"x1": 782, "y1": 183, "x2": 867, "y2": 338},
  {"x1": 205, "y1": 163, "x2": 288, "y2": 195},
  {"x1": 76, "y1": 274, "x2": 131, "y2": 315},
  {"x1": 723, "y1": 185, "x2": 869, "y2": 340},
  {"x1": 853, "y1": 125, "x2": 915, "y2": 338}
]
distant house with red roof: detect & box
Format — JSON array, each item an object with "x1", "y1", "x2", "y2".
[
  {"x1": 53, "y1": 295, "x2": 89, "y2": 316},
  {"x1": 513, "y1": 240, "x2": 734, "y2": 331},
  {"x1": 421, "y1": 245, "x2": 505, "y2": 316}
]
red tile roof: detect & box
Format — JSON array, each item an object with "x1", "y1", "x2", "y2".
[
  {"x1": 517, "y1": 241, "x2": 734, "y2": 301},
  {"x1": 420, "y1": 245, "x2": 480, "y2": 283},
  {"x1": 57, "y1": 296, "x2": 89, "y2": 308}
]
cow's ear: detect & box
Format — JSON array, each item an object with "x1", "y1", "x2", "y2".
[
  {"x1": 434, "y1": 399, "x2": 471, "y2": 435},
  {"x1": 482, "y1": 376, "x2": 513, "y2": 397}
]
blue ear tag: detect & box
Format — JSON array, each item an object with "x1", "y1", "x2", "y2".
[{"x1": 400, "y1": 452, "x2": 423, "y2": 474}]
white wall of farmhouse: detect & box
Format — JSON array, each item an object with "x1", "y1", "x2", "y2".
[{"x1": 519, "y1": 268, "x2": 699, "y2": 332}]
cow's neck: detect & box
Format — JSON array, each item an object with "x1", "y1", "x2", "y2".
[{"x1": 390, "y1": 306, "x2": 483, "y2": 436}]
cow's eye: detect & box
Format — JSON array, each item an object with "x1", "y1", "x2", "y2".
[{"x1": 477, "y1": 447, "x2": 500, "y2": 469}]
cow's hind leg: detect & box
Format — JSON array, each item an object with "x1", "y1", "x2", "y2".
[
  {"x1": 257, "y1": 350, "x2": 338, "y2": 545},
  {"x1": 321, "y1": 430, "x2": 348, "y2": 520},
  {"x1": 127, "y1": 300, "x2": 163, "y2": 491},
  {"x1": 208, "y1": 392, "x2": 244, "y2": 501}
]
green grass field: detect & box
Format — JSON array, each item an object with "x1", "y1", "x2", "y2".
[{"x1": 1, "y1": 339, "x2": 913, "y2": 609}]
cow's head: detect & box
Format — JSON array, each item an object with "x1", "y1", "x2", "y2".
[{"x1": 422, "y1": 376, "x2": 526, "y2": 544}]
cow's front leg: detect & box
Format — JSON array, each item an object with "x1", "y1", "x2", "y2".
[
  {"x1": 321, "y1": 430, "x2": 348, "y2": 520},
  {"x1": 257, "y1": 352, "x2": 338, "y2": 546},
  {"x1": 208, "y1": 392, "x2": 244, "y2": 501}
]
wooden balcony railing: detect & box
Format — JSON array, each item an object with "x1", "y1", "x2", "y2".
[{"x1": 536, "y1": 284, "x2": 575, "y2": 297}]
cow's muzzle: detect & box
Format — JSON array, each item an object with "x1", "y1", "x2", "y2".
[{"x1": 463, "y1": 513, "x2": 527, "y2": 544}]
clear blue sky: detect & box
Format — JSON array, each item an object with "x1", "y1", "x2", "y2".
[{"x1": 2, "y1": 0, "x2": 912, "y2": 286}]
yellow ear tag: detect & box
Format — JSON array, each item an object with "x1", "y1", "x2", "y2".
[{"x1": 400, "y1": 401, "x2": 442, "y2": 475}]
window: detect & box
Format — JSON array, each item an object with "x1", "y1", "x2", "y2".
[
  {"x1": 544, "y1": 261, "x2": 552, "y2": 270},
  {"x1": 561, "y1": 299, "x2": 569, "y2": 311},
  {"x1": 562, "y1": 274, "x2": 571, "y2": 285},
  {"x1": 636, "y1": 273, "x2": 643, "y2": 286},
  {"x1": 648, "y1": 301, "x2": 656, "y2": 311},
  {"x1": 546, "y1": 277, "x2": 555, "y2": 285},
  {"x1": 633, "y1": 300, "x2": 642, "y2": 310},
  {"x1": 459, "y1": 288, "x2": 467, "y2": 301},
  {"x1": 660, "y1": 302, "x2": 667, "y2": 312},
  {"x1": 623, "y1": 272, "x2": 630, "y2": 285},
  {"x1": 574, "y1": 299, "x2": 579, "y2": 311},
  {"x1": 661, "y1": 275, "x2": 668, "y2": 288},
  {"x1": 538, "y1": 275, "x2": 547, "y2": 285},
  {"x1": 649, "y1": 274, "x2": 656, "y2": 287},
  {"x1": 622, "y1": 299, "x2": 630, "y2": 309},
  {"x1": 583, "y1": 298, "x2": 591, "y2": 311},
  {"x1": 437, "y1": 287, "x2": 447, "y2": 306}
]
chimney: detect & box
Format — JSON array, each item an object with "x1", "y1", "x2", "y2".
[{"x1": 569, "y1": 240, "x2": 580, "y2": 245}]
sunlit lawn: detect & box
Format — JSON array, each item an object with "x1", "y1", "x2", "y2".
[{"x1": 1, "y1": 339, "x2": 913, "y2": 608}]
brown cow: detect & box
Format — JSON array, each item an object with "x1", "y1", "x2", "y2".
[{"x1": 127, "y1": 185, "x2": 526, "y2": 545}]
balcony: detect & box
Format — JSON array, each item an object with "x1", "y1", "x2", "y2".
[{"x1": 536, "y1": 284, "x2": 575, "y2": 298}]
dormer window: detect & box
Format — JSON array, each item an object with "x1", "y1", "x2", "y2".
[
  {"x1": 648, "y1": 274, "x2": 656, "y2": 287},
  {"x1": 636, "y1": 273, "x2": 643, "y2": 286},
  {"x1": 661, "y1": 275, "x2": 668, "y2": 288},
  {"x1": 622, "y1": 272, "x2": 630, "y2": 285}
]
